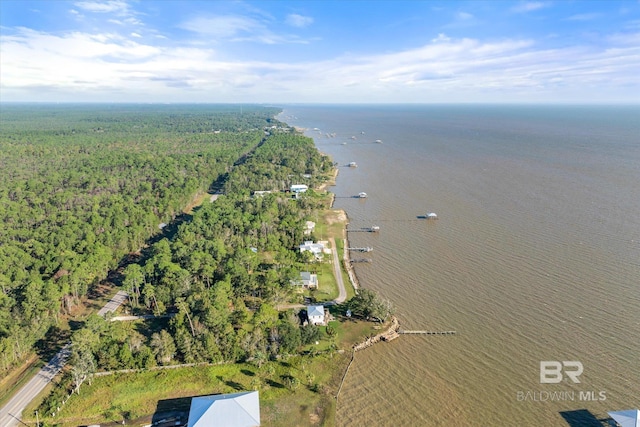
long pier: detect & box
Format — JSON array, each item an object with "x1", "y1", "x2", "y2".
[
  {"x1": 399, "y1": 330, "x2": 456, "y2": 335},
  {"x1": 347, "y1": 226, "x2": 380, "y2": 233},
  {"x1": 347, "y1": 246, "x2": 373, "y2": 252}
]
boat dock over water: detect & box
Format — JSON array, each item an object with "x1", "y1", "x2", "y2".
[
  {"x1": 348, "y1": 247, "x2": 373, "y2": 252},
  {"x1": 347, "y1": 226, "x2": 380, "y2": 233}
]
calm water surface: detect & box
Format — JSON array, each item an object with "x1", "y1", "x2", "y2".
[{"x1": 278, "y1": 105, "x2": 640, "y2": 427}]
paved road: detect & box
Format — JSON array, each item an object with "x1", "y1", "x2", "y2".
[
  {"x1": 110, "y1": 313, "x2": 175, "y2": 322},
  {"x1": 0, "y1": 290, "x2": 129, "y2": 427},
  {"x1": 328, "y1": 237, "x2": 347, "y2": 305},
  {"x1": 0, "y1": 345, "x2": 71, "y2": 427},
  {"x1": 97, "y1": 290, "x2": 128, "y2": 316}
]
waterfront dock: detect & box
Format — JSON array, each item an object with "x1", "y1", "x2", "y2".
[
  {"x1": 348, "y1": 246, "x2": 373, "y2": 252},
  {"x1": 399, "y1": 330, "x2": 456, "y2": 335},
  {"x1": 347, "y1": 226, "x2": 380, "y2": 232}
]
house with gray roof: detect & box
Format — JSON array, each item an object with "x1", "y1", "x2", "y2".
[
  {"x1": 291, "y1": 272, "x2": 318, "y2": 289},
  {"x1": 307, "y1": 305, "x2": 326, "y2": 326}
]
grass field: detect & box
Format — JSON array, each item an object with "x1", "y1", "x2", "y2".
[{"x1": 23, "y1": 317, "x2": 381, "y2": 427}]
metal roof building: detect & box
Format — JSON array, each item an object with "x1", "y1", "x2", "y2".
[
  {"x1": 609, "y1": 410, "x2": 640, "y2": 427},
  {"x1": 187, "y1": 391, "x2": 260, "y2": 427}
]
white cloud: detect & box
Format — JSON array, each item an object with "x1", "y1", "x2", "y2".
[
  {"x1": 179, "y1": 15, "x2": 263, "y2": 38},
  {"x1": 607, "y1": 31, "x2": 640, "y2": 45},
  {"x1": 286, "y1": 14, "x2": 314, "y2": 28},
  {"x1": 566, "y1": 13, "x2": 601, "y2": 21},
  {"x1": 74, "y1": 1, "x2": 130, "y2": 14},
  {"x1": 179, "y1": 14, "x2": 312, "y2": 45},
  {"x1": 432, "y1": 33, "x2": 451, "y2": 43},
  {"x1": 443, "y1": 10, "x2": 479, "y2": 29},
  {"x1": 1, "y1": 27, "x2": 638, "y2": 103},
  {"x1": 511, "y1": 2, "x2": 549, "y2": 13},
  {"x1": 131, "y1": 32, "x2": 142, "y2": 38}
]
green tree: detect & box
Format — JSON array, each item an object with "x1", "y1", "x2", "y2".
[{"x1": 348, "y1": 288, "x2": 393, "y2": 322}]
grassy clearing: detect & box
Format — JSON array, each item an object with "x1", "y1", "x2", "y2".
[
  {"x1": 182, "y1": 191, "x2": 212, "y2": 215},
  {"x1": 312, "y1": 262, "x2": 339, "y2": 302},
  {"x1": 25, "y1": 352, "x2": 355, "y2": 427},
  {"x1": 24, "y1": 313, "x2": 381, "y2": 427}
]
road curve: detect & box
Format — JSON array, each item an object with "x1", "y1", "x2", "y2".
[{"x1": 0, "y1": 290, "x2": 129, "y2": 427}]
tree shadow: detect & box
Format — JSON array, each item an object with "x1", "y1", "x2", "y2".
[
  {"x1": 266, "y1": 379, "x2": 285, "y2": 389},
  {"x1": 327, "y1": 303, "x2": 349, "y2": 317},
  {"x1": 241, "y1": 369, "x2": 255, "y2": 377},
  {"x1": 68, "y1": 319, "x2": 85, "y2": 331},
  {"x1": 34, "y1": 325, "x2": 72, "y2": 360},
  {"x1": 224, "y1": 380, "x2": 244, "y2": 391},
  {"x1": 560, "y1": 409, "x2": 609, "y2": 427}
]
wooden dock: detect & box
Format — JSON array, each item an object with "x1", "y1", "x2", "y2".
[
  {"x1": 347, "y1": 226, "x2": 380, "y2": 233},
  {"x1": 352, "y1": 318, "x2": 456, "y2": 352},
  {"x1": 398, "y1": 330, "x2": 456, "y2": 335},
  {"x1": 347, "y1": 246, "x2": 373, "y2": 252}
]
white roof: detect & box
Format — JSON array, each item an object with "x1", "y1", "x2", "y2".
[
  {"x1": 609, "y1": 410, "x2": 640, "y2": 427},
  {"x1": 299, "y1": 241, "x2": 325, "y2": 254},
  {"x1": 188, "y1": 391, "x2": 260, "y2": 427},
  {"x1": 307, "y1": 305, "x2": 324, "y2": 317}
]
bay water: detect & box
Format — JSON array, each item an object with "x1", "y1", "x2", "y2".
[{"x1": 278, "y1": 105, "x2": 640, "y2": 426}]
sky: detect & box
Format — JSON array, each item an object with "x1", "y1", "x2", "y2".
[{"x1": 1, "y1": 0, "x2": 639, "y2": 104}]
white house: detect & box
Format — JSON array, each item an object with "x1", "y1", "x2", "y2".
[
  {"x1": 291, "y1": 272, "x2": 318, "y2": 289},
  {"x1": 307, "y1": 305, "x2": 326, "y2": 326},
  {"x1": 187, "y1": 391, "x2": 260, "y2": 427},
  {"x1": 290, "y1": 184, "x2": 308, "y2": 193},
  {"x1": 299, "y1": 241, "x2": 326, "y2": 259}
]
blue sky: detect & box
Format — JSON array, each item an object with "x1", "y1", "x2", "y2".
[{"x1": 1, "y1": 1, "x2": 639, "y2": 103}]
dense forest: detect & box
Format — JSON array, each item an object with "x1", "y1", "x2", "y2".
[
  {"x1": 19, "y1": 107, "x2": 337, "y2": 415},
  {"x1": 0, "y1": 104, "x2": 282, "y2": 375},
  {"x1": 63, "y1": 124, "x2": 334, "y2": 381}
]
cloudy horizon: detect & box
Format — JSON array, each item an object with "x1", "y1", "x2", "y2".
[{"x1": 1, "y1": 0, "x2": 639, "y2": 104}]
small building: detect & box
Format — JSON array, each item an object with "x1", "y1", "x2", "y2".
[
  {"x1": 304, "y1": 221, "x2": 316, "y2": 235},
  {"x1": 187, "y1": 391, "x2": 260, "y2": 427},
  {"x1": 307, "y1": 305, "x2": 326, "y2": 326},
  {"x1": 290, "y1": 184, "x2": 308, "y2": 193},
  {"x1": 291, "y1": 272, "x2": 318, "y2": 289},
  {"x1": 252, "y1": 191, "x2": 272, "y2": 197}
]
